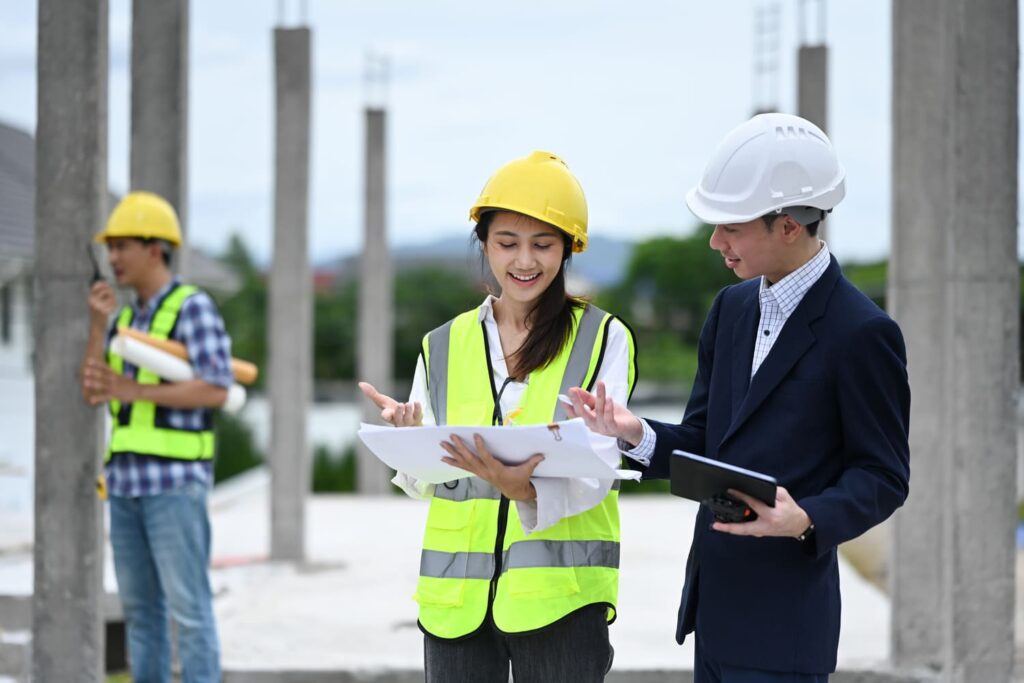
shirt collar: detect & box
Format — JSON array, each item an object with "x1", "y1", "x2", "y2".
[
  {"x1": 477, "y1": 294, "x2": 499, "y2": 323},
  {"x1": 133, "y1": 277, "x2": 180, "y2": 315},
  {"x1": 758, "y1": 242, "x2": 831, "y2": 318}
]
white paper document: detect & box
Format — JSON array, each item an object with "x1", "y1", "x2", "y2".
[{"x1": 357, "y1": 418, "x2": 641, "y2": 484}]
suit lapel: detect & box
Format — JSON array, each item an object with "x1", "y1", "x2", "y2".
[
  {"x1": 720, "y1": 256, "x2": 842, "y2": 446},
  {"x1": 730, "y1": 284, "x2": 759, "y2": 418}
]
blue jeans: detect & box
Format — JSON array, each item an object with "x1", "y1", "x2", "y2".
[{"x1": 109, "y1": 481, "x2": 220, "y2": 683}]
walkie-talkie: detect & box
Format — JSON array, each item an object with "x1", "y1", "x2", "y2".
[{"x1": 86, "y1": 245, "x2": 104, "y2": 283}]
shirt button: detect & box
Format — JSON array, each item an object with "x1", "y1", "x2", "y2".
[{"x1": 763, "y1": 330, "x2": 770, "y2": 336}]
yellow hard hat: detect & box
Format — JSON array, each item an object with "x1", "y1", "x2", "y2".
[
  {"x1": 469, "y1": 150, "x2": 588, "y2": 253},
  {"x1": 95, "y1": 191, "x2": 182, "y2": 246}
]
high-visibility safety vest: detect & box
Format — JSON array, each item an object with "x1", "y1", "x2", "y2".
[
  {"x1": 415, "y1": 303, "x2": 637, "y2": 638},
  {"x1": 105, "y1": 284, "x2": 215, "y2": 463}
]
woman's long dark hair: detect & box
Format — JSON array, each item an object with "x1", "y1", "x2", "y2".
[{"x1": 475, "y1": 211, "x2": 586, "y2": 380}]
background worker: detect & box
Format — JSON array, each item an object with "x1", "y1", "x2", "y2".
[
  {"x1": 359, "y1": 151, "x2": 637, "y2": 683},
  {"x1": 80, "y1": 191, "x2": 232, "y2": 683},
  {"x1": 567, "y1": 113, "x2": 911, "y2": 682}
]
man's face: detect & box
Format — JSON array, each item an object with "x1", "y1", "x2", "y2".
[
  {"x1": 708, "y1": 217, "x2": 790, "y2": 283},
  {"x1": 105, "y1": 238, "x2": 157, "y2": 287}
]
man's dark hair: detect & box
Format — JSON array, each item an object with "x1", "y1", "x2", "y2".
[
  {"x1": 139, "y1": 238, "x2": 174, "y2": 266},
  {"x1": 761, "y1": 209, "x2": 825, "y2": 237}
]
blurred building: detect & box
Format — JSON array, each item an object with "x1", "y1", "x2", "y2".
[{"x1": 0, "y1": 119, "x2": 240, "y2": 377}]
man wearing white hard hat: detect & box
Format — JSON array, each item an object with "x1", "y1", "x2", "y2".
[{"x1": 567, "y1": 113, "x2": 910, "y2": 681}]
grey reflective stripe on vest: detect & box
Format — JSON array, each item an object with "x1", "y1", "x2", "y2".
[
  {"x1": 553, "y1": 305, "x2": 609, "y2": 422},
  {"x1": 420, "y1": 549, "x2": 495, "y2": 580},
  {"x1": 426, "y1": 305, "x2": 609, "y2": 426},
  {"x1": 433, "y1": 476, "x2": 501, "y2": 502},
  {"x1": 500, "y1": 539, "x2": 620, "y2": 574},
  {"x1": 426, "y1": 319, "x2": 454, "y2": 427}
]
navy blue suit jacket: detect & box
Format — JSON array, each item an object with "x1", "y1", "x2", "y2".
[{"x1": 642, "y1": 256, "x2": 910, "y2": 674}]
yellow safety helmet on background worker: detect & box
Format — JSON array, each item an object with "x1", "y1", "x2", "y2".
[
  {"x1": 469, "y1": 150, "x2": 589, "y2": 253},
  {"x1": 95, "y1": 191, "x2": 183, "y2": 246}
]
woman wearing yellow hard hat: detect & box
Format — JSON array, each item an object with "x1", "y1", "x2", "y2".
[{"x1": 360, "y1": 151, "x2": 637, "y2": 682}]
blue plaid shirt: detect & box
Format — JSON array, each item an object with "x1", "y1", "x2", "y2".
[{"x1": 105, "y1": 278, "x2": 234, "y2": 497}]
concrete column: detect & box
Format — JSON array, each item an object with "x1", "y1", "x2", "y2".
[
  {"x1": 890, "y1": 1, "x2": 1019, "y2": 681},
  {"x1": 130, "y1": 0, "x2": 189, "y2": 274},
  {"x1": 268, "y1": 27, "x2": 312, "y2": 562},
  {"x1": 797, "y1": 44, "x2": 828, "y2": 242},
  {"x1": 33, "y1": 0, "x2": 107, "y2": 680},
  {"x1": 356, "y1": 108, "x2": 395, "y2": 495}
]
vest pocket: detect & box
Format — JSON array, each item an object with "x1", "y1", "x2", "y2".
[
  {"x1": 415, "y1": 576, "x2": 465, "y2": 607},
  {"x1": 504, "y1": 566, "x2": 580, "y2": 598}
]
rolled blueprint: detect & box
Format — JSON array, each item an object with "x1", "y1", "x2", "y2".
[
  {"x1": 109, "y1": 334, "x2": 246, "y2": 414},
  {"x1": 117, "y1": 326, "x2": 258, "y2": 385}
]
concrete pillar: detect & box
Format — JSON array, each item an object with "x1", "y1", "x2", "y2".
[
  {"x1": 268, "y1": 27, "x2": 312, "y2": 562},
  {"x1": 797, "y1": 45, "x2": 827, "y2": 132},
  {"x1": 130, "y1": 0, "x2": 189, "y2": 274},
  {"x1": 356, "y1": 108, "x2": 395, "y2": 495},
  {"x1": 33, "y1": 0, "x2": 107, "y2": 680},
  {"x1": 797, "y1": 44, "x2": 828, "y2": 242},
  {"x1": 890, "y1": 1, "x2": 1019, "y2": 681}
]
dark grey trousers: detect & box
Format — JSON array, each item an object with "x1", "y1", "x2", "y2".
[{"x1": 423, "y1": 604, "x2": 614, "y2": 683}]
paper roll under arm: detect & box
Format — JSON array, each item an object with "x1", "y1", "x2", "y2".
[
  {"x1": 117, "y1": 326, "x2": 258, "y2": 385},
  {"x1": 109, "y1": 335, "x2": 246, "y2": 414}
]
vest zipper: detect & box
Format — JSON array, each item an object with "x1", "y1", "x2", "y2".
[{"x1": 489, "y1": 496, "x2": 510, "y2": 610}]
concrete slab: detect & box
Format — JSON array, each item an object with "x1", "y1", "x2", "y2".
[
  {"x1": 206, "y1": 471, "x2": 893, "y2": 677},
  {"x1": 4, "y1": 468, "x2": 1014, "y2": 681}
]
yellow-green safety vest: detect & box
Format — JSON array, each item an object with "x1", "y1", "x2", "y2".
[
  {"x1": 105, "y1": 284, "x2": 215, "y2": 463},
  {"x1": 415, "y1": 303, "x2": 637, "y2": 638}
]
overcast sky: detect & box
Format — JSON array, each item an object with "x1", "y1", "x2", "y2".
[{"x1": 1, "y1": 1, "x2": 1013, "y2": 265}]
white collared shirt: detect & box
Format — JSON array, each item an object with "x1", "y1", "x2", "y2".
[
  {"x1": 751, "y1": 242, "x2": 830, "y2": 376},
  {"x1": 627, "y1": 243, "x2": 830, "y2": 465},
  {"x1": 392, "y1": 295, "x2": 633, "y2": 534}
]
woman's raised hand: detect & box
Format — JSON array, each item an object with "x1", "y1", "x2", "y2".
[{"x1": 358, "y1": 382, "x2": 423, "y2": 427}]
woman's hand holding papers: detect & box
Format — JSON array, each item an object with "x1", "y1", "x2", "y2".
[
  {"x1": 440, "y1": 434, "x2": 542, "y2": 501},
  {"x1": 359, "y1": 382, "x2": 423, "y2": 427}
]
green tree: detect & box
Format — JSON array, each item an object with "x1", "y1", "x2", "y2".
[
  {"x1": 312, "y1": 266, "x2": 482, "y2": 380},
  {"x1": 597, "y1": 226, "x2": 734, "y2": 390},
  {"x1": 215, "y1": 234, "x2": 267, "y2": 388},
  {"x1": 392, "y1": 267, "x2": 485, "y2": 377}
]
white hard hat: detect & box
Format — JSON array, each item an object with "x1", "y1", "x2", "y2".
[{"x1": 686, "y1": 112, "x2": 846, "y2": 225}]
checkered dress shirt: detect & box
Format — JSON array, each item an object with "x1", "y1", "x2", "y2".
[
  {"x1": 751, "y1": 243, "x2": 831, "y2": 377},
  {"x1": 105, "y1": 279, "x2": 234, "y2": 497}
]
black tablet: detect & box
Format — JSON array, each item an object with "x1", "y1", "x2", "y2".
[{"x1": 669, "y1": 450, "x2": 777, "y2": 508}]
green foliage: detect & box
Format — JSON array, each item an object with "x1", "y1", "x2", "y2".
[
  {"x1": 392, "y1": 266, "x2": 485, "y2": 377},
  {"x1": 313, "y1": 283, "x2": 358, "y2": 379},
  {"x1": 598, "y1": 226, "x2": 735, "y2": 348},
  {"x1": 842, "y1": 260, "x2": 887, "y2": 309},
  {"x1": 213, "y1": 411, "x2": 264, "y2": 483},
  {"x1": 313, "y1": 267, "x2": 482, "y2": 379},
  {"x1": 215, "y1": 235, "x2": 267, "y2": 388},
  {"x1": 216, "y1": 233, "x2": 482, "y2": 382},
  {"x1": 631, "y1": 335, "x2": 699, "y2": 388},
  {"x1": 311, "y1": 444, "x2": 357, "y2": 492},
  {"x1": 596, "y1": 226, "x2": 732, "y2": 391}
]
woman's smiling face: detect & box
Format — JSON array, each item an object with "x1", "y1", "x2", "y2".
[{"x1": 483, "y1": 211, "x2": 566, "y2": 307}]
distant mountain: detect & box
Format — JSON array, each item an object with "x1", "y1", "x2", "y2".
[{"x1": 316, "y1": 233, "x2": 635, "y2": 288}]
